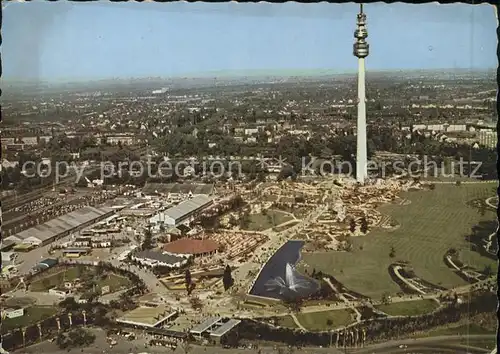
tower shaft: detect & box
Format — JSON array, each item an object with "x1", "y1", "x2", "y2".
[{"x1": 356, "y1": 58, "x2": 367, "y2": 183}]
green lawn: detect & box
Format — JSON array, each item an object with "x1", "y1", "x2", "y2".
[
  {"x1": 30, "y1": 266, "x2": 132, "y2": 294},
  {"x1": 300, "y1": 184, "x2": 497, "y2": 299},
  {"x1": 1, "y1": 306, "x2": 58, "y2": 333},
  {"x1": 375, "y1": 299, "x2": 439, "y2": 316},
  {"x1": 244, "y1": 210, "x2": 293, "y2": 231},
  {"x1": 275, "y1": 315, "x2": 299, "y2": 329},
  {"x1": 296, "y1": 309, "x2": 354, "y2": 331},
  {"x1": 29, "y1": 267, "x2": 83, "y2": 291},
  {"x1": 96, "y1": 274, "x2": 131, "y2": 293},
  {"x1": 274, "y1": 221, "x2": 300, "y2": 233}
]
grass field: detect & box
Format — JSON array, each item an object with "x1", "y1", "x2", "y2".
[
  {"x1": 30, "y1": 266, "x2": 132, "y2": 294},
  {"x1": 96, "y1": 274, "x2": 131, "y2": 292},
  {"x1": 295, "y1": 309, "x2": 354, "y2": 331},
  {"x1": 245, "y1": 210, "x2": 293, "y2": 231},
  {"x1": 375, "y1": 299, "x2": 439, "y2": 316},
  {"x1": 275, "y1": 315, "x2": 298, "y2": 329},
  {"x1": 300, "y1": 184, "x2": 496, "y2": 299},
  {"x1": 30, "y1": 267, "x2": 83, "y2": 291},
  {"x1": 1, "y1": 306, "x2": 58, "y2": 333}
]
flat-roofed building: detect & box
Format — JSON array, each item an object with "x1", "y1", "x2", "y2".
[
  {"x1": 62, "y1": 248, "x2": 91, "y2": 258},
  {"x1": 21, "y1": 136, "x2": 38, "y2": 145},
  {"x1": 1, "y1": 307, "x2": 25, "y2": 319},
  {"x1": 209, "y1": 319, "x2": 241, "y2": 344},
  {"x1": 189, "y1": 317, "x2": 241, "y2": 345},
  {"x1": 116, "y1": 305, "x2": 178, "y2": 328},
  {"x1": 131, "y1": 250, "x2": 188, "y2": 269},
  {"x1": 4, "y1": 206, "x2": 115, "y2": 247},
  {"x1": 189, "y1": 317, "x2": 223, "y2": 338},
  {"x1": 150, "y1": 195, "x2": 214, "y2": 228}
]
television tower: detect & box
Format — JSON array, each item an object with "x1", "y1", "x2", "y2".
[{"x1": 353, "y1": 4, "x2": 369, "y2": 183}]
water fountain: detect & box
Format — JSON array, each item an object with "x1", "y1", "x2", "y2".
[
  {"x1": 250, "y1": 240, "x2": 319, "y2": 300},
  {"x1": 265, "y1": 263, "x2": 312, "y2": 297}
]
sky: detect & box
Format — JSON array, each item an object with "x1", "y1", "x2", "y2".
[{"x1": 2, "y1": 1, "x2": 497, "y2": 82}]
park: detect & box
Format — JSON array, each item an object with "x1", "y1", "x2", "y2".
[{"x1": 299, "y1": 183, "x2": 496, "y2": 299}]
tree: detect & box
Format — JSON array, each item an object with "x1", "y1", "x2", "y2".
[
  {"x1": 56, "y1": 328, "x2": 96, "y2": 350},
  {"x1": 58, "y1": 297, "x2": 79, "y2": 312},
  {"x1": 360, "y1": 217, "x2": 368, "y2": 234},
  {"x1": 228, "y1": 215, "x2": 238, "y2": 228},
  {"x1": 478, "y1": 203, "x2": 486, "y2": 216},
  {"x1": 389, "y1": 246, "x2": 396, "y2": 258},
  {"x1": 239, "y1": 212, "x2": 251, "y2": 229},
  {"x1": 223, "y1": 265, "x2": 234, "y2": 291},
  {"x1": 381, "y1": 292, "x2": 391, "y2": 305},
  {"x1": 283, "y1": 297, "x2": 303, "y2": 313},
  {"x1": 483, "y1": 264, "x2": 493, "y2": 277},
  {"x1": 141, "y1": 227, "x2": 153, "y2": 250},
  {"x1": 185, "y1": 269, "x2": 192, "y2": 295},
  {"x1": 349, "y1": 218, "x2": 356, "y2": 233},
  {"x1": 189, "y1": 296, "x2": 203, "y2": 311}
]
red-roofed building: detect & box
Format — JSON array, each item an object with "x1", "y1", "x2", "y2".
[{"x1": 163, "y1": 238, "x2": 219, "y2": 258}]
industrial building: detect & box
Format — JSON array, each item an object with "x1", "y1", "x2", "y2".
[
  {"x1": 149, "y1": 195, "x2": 214, "y2": 228},
  {"x1": 4, "y1": 206, "x2": 115, "y2": 247},
  {"x1": 142, "y1": 182, "x2": 214, "y2": 197}
]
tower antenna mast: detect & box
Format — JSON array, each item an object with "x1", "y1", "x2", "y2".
[{"x1": 353, "y1": 3, "x2": 369, "y2": 184}]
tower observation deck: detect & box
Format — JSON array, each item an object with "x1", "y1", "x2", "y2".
[{"x1": 353, "y1": 4, "x2": 369, "y2": 58}]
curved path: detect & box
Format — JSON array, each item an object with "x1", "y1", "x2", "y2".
[
  {"x1": 323, "y1": 277, "x2": 362, "y2": 322},
  {"x1": 393, "y1": 265, "x2": 427, "y2": 295},
  {"x1": 290, "y1": 313, "x2": 306, "y2": 331},
  {"x1": 485, "y1": 196, "x2": 498, "y2": 209}
]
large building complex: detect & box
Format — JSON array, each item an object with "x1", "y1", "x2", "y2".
[{"x1": 4, "y1": 206, "x2": 115, "y2": 247}]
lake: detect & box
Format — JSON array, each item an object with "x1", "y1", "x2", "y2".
[{"x1": 249, "y1": 240, "x2": 319, "y2": 300}]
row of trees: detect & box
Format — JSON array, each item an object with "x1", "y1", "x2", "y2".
[{"x1": 236, "y1": 290, "x2": 496, "y2": 348}]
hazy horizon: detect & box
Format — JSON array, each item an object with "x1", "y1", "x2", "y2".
[
  {"x1": 3, "y1": 2, "x2": 496, "y2": 83},
  {"x1": 3, "y1": 67, "x2": 496, "y2": 85}
]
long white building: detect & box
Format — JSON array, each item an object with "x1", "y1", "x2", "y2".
[{"x1": 149, "y1": 195, "x2": 214, "y2": 228}]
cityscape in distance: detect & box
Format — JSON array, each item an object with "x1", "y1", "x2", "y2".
[{"x1": 1, "y1": 2, "x2": 497, "y2": 354}]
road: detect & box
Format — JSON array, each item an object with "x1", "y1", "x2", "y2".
[
  {"x1": 351, "y1": 335, "x2": 495, "y2": 354},
  {"x1": 15, "y1": 328, "x2": 495, "y2": 354}
]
